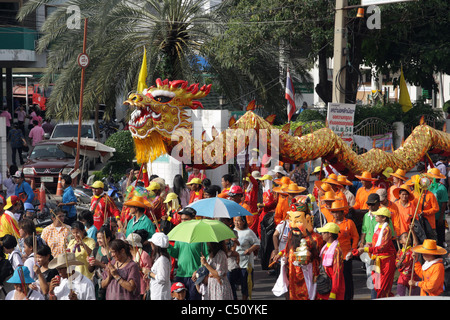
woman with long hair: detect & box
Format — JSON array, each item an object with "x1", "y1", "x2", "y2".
[
  {"x1": 172, "y1": 174, "x2": 190, "y2": 208},
  {"x1": 101, "y1": 239, "x2": 141, "y2": 300},
  {"x1": 33, "y1": 244, "x2": 58, "y2": 296}
]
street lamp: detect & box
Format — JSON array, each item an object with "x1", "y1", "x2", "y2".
[{"x1": 219, "y1": 95, "x2": 226, "y2": 110}]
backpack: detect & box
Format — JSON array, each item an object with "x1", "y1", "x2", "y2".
[
  {"x1": 316, "y1": 264, "x2": 332, "y2": 295},
  {"x1": 0, "y1": 258, "x2": 13, "y2": 286}
]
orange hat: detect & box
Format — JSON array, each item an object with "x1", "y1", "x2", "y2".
[
  {"x1": 124, "y1": 195, "x2": 152, "y2": 209},
  {"x1": 314, "y1": 181, "x2": 333, "y2": 193},
  {"x1": 405, "y1": 174, "x2": 420, "y2": 186},
  {"x1": 390, "y1": 169, "x2": 408, "y2": 181},
  {"x1": 273, "y1": 183, "x2": 289, "y2": 194},
  {"x1": 328, "y1": 199, "x2": 349, "y2": 212},
  {"x1": 323, "y1": 173, "x2": 341, "y2": 186},
  {"x1": 273, "y1": 176, "x2": 291, "y2": 186},
  {"x1": 355, "y1": 171, "x2": 377, "y2": 182},
  {"x1": 321, "y1": 190, "x2": 340, "y2": 202},
  {"x1": 412, "y1": 239, "x2": 447, "y2": 256},
  {"x1": 426, "y1": 168, "x2": 446, "y2": 180},
  {"x1": 393, "y1": 184, "x2": 414, "y2": 201},
  {"x1": 282, "y1": 183, "x2": 306, "y2": 194},
  {"x1": 337, "y1": 175, "x2": 352, "y2": 186}
]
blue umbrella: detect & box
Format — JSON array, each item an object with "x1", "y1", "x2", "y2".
[{"x1": 187, "y1": 197, "x2": 252, "y2": 218}]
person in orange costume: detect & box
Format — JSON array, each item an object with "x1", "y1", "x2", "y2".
[
  {"x1": 409, "y1": 239, "x2": 447, "y2": 296},
  {"x1": 273, "y1": 177, "x2": 291, "y2": 225},
  {"x1": 316, "y1": 222, "x2": 345, "y2": 300},
  {"x1": 393, "y1": 184, "x2": 418, "y2": 235},
  {"x1": 186, "y1": 178, "x2": 204, "y2": 204},
  {"x1": 352, "y1": 171, "x2": 380, "y2": 211},
  {"x1": 318, "y1": 174, "x2": 349, "y2": 213},
  {"x1": 218, "y1": 174, "x2": 234, "y2": 199},
  {"x1": 242, "y1": 173, "x2": 260, "y2": 234},
  {"x1": 387, "y1": 169, "x2": 408, "y2": 202},
  {"x1": 282, "y1": 199, "x2": 324, "y2": 300},
  {"x1": 330, "y1": 199, "x2": 358, "y2": 300},
  {"x1": 357, "y1": 207, "x2": 396, "y2": 299},
  {"x1": 89, "y1": 181, "x2": 121, "y2": 231},
  {"x1": 413, "y1": 184, "x2": 439, "y2": 239}
]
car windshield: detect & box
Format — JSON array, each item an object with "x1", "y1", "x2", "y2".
[
  {"x1": 30, "y1": 144, "x2": 74, "y2": 159},
  {"x1": 52, "y1": 124, "x2": 94, "y2": 139}
]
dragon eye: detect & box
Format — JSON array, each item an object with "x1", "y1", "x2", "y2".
[{"x1": 152, "y1": 95, "x2": 173, "y2": 103}]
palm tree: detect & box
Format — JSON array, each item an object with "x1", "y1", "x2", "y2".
[{"x1": 17, "y1": 0, "x2": 217, "y2": 121}]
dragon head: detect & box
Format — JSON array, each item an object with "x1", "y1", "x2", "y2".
[{"x1": 124, "y1": 78, "x2": 211, "y2": 163}]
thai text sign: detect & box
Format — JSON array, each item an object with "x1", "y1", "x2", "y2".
[{"x1": 327, "y1": 103, "x2": 356, "y2": 145}]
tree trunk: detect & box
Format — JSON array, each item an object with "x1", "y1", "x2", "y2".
[{"x1": 315, "y1": 46, "x2": 332, "y2": 104}]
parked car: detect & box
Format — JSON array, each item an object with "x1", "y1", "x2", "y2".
[{"x1": 22, "y1": 139, "x2": 89, "y2": 190}]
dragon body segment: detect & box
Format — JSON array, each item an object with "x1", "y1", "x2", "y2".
[{"x1": 124, "y1": 79, "x2": 450, "y2": 178}]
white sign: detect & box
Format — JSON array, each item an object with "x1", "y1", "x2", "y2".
[
  {"x1": 327, "y1": 103, "x2": 356, "y2": 145},
  {"x1": 77, "y1": 53, "x2": 89, "y2": 68},
  {"x1": 361, "y1": 0, "x2": 414, "y2": 6}
]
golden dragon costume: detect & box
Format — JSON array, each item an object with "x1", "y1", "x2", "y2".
[{"x1": 124, "y1": 78, "x2": 450, "y2": 179}]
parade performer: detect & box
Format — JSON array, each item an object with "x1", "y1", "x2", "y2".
[
  {"x1": 393, "y1": 184, "x2": 418, "y2": 236},
  {"x1": 146, "y1": 181, "x2": 165, "y2": 223},
  {"x1": 186, "y1": 178, "x2": 204, "y2": 204},
  {"x1": 357, "y1": 207, "x2": 396, "y2": 299},
  {"x1": 89, "y1": 181, "x2": 121, "y2": 231},
  {"x1": 387, "y1": 169, "x2": 408, "y2": 202},
  {"x1": 273, "y1": 177, "x2": 291, "y2": 225},
  {"x1": 243, "y1": 173, "x2": 259, "y2": 232},
  {"x1": 316, "y1": 222, "x2": 345, "y2": 300},
  {"x1": 257, "y1": 174, "x2": 277, "y2": 237},
  {"x1": 283, "y1": 197, "x2": 324, "y2": 300},
  {"x1": 352, "y1": 171, "x2": 379, "y2": 211},
  {"x1": 409, "y1": 239, "x2": 447, "y2": 296},
  {"x1": 395, "y1": 232, "x2": 420, "y2": 296}
]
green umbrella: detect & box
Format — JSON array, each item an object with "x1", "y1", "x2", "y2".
[{"x1": 167, "y1": 219, "x2": 236, "y2": 243}]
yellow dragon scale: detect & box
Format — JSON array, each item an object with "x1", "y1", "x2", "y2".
[{"x1": 125, "y1": 79, "x2": 450, "y2": 178}]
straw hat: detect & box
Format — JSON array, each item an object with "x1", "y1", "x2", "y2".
[
  {"x1": 371, "y1": 207, "x2": 391, "y2": 218},
  {"x1": 186, "y1": 178, "x2": 202, "y2": 185},
  {"x1": 314, "y1": 181, "x2": 333, "y2": 194},
  {"x1": 412, "y1": 239, "x2": 447, "y2": 256},
  {"x1": 328, "y1": 199, "x2": 349, "y2": 212},
  {"x1": 390, "y1": 169, "x2": 408, "y2": 181},
  {"x1": 48, "y1": 252, "x2": 84, "y2": 269},
  {"x1": 273, "y1": 183, "x2": 290, "y2": 194},
  {"x1": 426, "y1": 168, "x2": 446, "y2": 180},
  {"x1": 337, "y1": 175, "x2": 352, "y2": 186},
  {"x1": 126, "y1": 233, "x2": 143, "y2": 248},
  {"x1": 393, "y1": 184, "x2": 414, "y2": 201},
  {"x1": 273, "y1": 165, "x2": 288, "y2": 176},
  {"x1": 323, "y1": 173, "x2": 341, "y2": 186},
  {"x1": 251, "y1": 171, "x2": 262, "y2": 179},
  {"x1": 273, "y1": 176, "x2": 291, "y2": 186},
  {"x1": 355, "y1": 171, "x2": 377, "y2": 181},
  {"x1": 164, "y1": 192, "x2": 179, "y2": 203},
  {"x1": 282, "y1": 183, "x2": 306, "y2": 194},
  {"x1": 317, "y1": 222, "x2": 340, "y2": 234},
  {"x1": 321, "y1": 190, "x2": 339, "y2": 202},
  {"x1": 124, "y1": 195, "x2": 152, "y2": 208}
]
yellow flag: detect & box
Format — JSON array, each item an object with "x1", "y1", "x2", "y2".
[
  {"x1": 137, "y1": 47, "x2": 147, "y2": 93},
  {"x1": 399, "y1": 67, "x2": 412, "y2": 113}
]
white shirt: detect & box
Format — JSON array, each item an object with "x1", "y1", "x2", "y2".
[
  {"x1": 275, "y1": 220, "x2": 290, "y2": 252},
  {"x1": 234, "y1": 228, "x2": 260, "y2": 268},
  {"x1": 23, "y1": 253, "x2": 36, "y2": 280},
  {"x1": 5, "y1": 289, "x2": 45, "y2": 300},
  {"x1": 150, "y1": 255, "x2": 171, "y2": 300},
  {"x1": 53, "y1": 270, "x2": 96, "y2": 300}
]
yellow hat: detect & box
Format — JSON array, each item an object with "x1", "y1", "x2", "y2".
[
  {"x1": 311, "y1": 166, "x2": 323, "y2": 175},
  {"x1": 371, "y1": 207, "x2": 391, "y2": 218},
  {"x1": 257, "y1": 174, "x2": 273, "y2": 181},
  {"x1": 146, "y1": 181, "x2": 161, "y2": 191},
  {"x1": 317, "y1": 222, "x2": 340, "y2": 234},
  {"x1": 91, "y1": 181, "x2": 104, "y2": 189},
  {"x1": 186, "y1": 178, "x2": 202, "y2": 185},
  {"x1": 164, "y1": 192, "x2": 179, "y2": 203}
]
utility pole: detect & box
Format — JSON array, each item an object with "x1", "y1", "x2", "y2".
[{"x1": 332, "y1": 0, "x2": 348, "y2": 103}]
